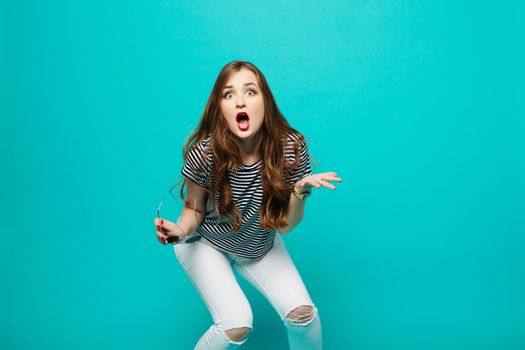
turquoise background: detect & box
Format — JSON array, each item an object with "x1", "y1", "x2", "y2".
[{"x1": 1, "y1": 1, "x2": 524, "y2": 349}]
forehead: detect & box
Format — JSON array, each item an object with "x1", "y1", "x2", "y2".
[{"x1": 224, "y1": 68, "x2": 259, "y2": 88}]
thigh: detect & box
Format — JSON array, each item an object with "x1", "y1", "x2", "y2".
[
  {"x1": 232, "y1": 234, "x2": 315, "y2": 320},
  {"x1": 174, "y1": 240, "x2": 253, "y2": 329}
]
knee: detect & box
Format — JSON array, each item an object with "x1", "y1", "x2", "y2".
[
  {"x1": 285, "y1": 304, "x2": 317, "y2": 325},
  {"x1": 224, "y1": 326, "x2": 252, "y2": 343}
]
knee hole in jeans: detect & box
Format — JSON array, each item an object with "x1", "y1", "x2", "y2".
[
  {"x1": 286, "y1": 305, "x2": 316, "y2": 325},
  {"x1": 225, "y1": 326, "x2": 252, "y2": 342}
]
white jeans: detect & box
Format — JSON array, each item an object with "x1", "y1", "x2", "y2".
[{"x1": 173, "y1": 233, "x2": 323, "y2": 349}]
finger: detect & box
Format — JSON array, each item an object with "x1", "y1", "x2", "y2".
[
  {"x1": 317, "y1": 179, "x2": 336, "y2": 190},
  {"x1": 306, "y1": 180, "x2": 321, "y2": 189},
  {"x1": 156, "y1": 231, "x2": 167, "y2": 245},
  {"x1": 320, "y1": 171, "x2": 338, "y2": 177},
  {"x1": 156, "y1": 226, "x2": 168, "y2": 237},
  {"x1": 319, "y1": 176, "x2": 343, "y2": 182},
  {"x1": 157, "y1": 236, "x2": 167, "y2": 245},
  {"x1": 318, "y1": 172, "x2": 341, "y2": 178},
  {"x1": 155, "y1": 217, "x2": 166, "y2": 227}
]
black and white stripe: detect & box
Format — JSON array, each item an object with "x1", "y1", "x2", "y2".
[{"x1": 181, "y1": 133, "x2": 312, "y2": 260}]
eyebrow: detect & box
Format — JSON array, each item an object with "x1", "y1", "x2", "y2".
[{"x1": 223, "y1": 82, "x2": 258, "y2": 90}]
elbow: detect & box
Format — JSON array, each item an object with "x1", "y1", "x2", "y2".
[
  {"x1": 278, "y1": 222, "x2": 294, "y2": 234},
  {"x1": 278, "y1": 226, "x2": 291, "y2": 235},
  {"x1": 279, "y1": 223, "x2": 299, "y2": 235},
  {"x1": 278, "y1": 220, "x2": 300, "y2": 235}
]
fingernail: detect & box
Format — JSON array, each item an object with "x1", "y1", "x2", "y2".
[{"x1": 160, "y1": 219, "x2": 164, "y2": 224}]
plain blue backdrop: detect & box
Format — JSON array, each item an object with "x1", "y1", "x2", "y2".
[{"x1": 1, "y1": 1, "x2": 524, "y2": 349}]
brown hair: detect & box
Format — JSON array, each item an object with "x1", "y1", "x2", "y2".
[{"x1": 179, "y1": 60, "x2": 305, "y2": 231}]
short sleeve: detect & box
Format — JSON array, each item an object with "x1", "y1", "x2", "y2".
[
  {"x1": 181, "y1": 137, "x2": 212, "y2": 189},
  {"x1": 285, "y1": 136, "x2": 312, "y2": 187}
]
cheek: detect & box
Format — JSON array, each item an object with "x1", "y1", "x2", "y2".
[
  {"x1": 219, "y1": 106, "x2": 232, "y2": 122},
  {"x1": 255, "y1": 99, "x2": 265, "y2": 120}
]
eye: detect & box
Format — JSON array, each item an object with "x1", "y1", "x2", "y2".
[{"x1": 222, "y1": 88, "x2": 257, "y2": 99}]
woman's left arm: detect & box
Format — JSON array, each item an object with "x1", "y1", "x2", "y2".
[{"x1": 278, "y1": 172, "x2": 343, "y2": 234}]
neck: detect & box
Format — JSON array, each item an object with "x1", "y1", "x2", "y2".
[{"x1": 236, "y1": 132, "x2": 262, "y2": 163}]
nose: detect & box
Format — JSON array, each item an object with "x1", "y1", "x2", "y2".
[{"x1": 235, "y1": 94, "x2": 246, "y2": 108}]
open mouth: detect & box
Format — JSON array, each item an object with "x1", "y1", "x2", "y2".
[{"x1": 236, "y1": 112, "x2": 250, "y2": 131}]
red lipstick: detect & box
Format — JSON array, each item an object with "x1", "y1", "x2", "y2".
[{"x1": 236, "y1": 112, "x2": 250, "y2": 131}]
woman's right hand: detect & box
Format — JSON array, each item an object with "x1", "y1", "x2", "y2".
[{"x1": 153, "y1": 217, "x2": 187, "y2": 245}]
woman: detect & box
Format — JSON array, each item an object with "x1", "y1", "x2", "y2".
[{"x1": 154, "y1": 60, "x2": 342, "y2": 349}]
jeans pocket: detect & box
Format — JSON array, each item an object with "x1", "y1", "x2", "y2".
[
  {"x1": 173, "y1": 243, "x2": 187, "y2": 261},
  {"x1": 173, "y1": 239, "x2": 202, "y2": 272}
]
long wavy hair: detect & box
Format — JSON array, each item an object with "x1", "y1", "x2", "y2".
[{"x1": 179, "y1": 60, "x2": 306, "y2": 231}]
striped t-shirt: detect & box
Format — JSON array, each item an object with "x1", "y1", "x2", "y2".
[{"x1": 181, "y1": 133, "x2": 312, "y2": 260}]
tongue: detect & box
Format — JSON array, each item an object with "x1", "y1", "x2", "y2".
[{"x1": 237, "y1": 120, "x2": 249, "y2": 130}]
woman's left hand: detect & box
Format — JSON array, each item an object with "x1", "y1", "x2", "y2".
[{"x1": 294, "y1": 172, "x2": 343, "y2": 193}]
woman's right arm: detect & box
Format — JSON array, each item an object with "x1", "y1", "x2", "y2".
[
  {"x1": 154, "y1": 177, "x2": 208, "y2": 244},
  {"x1": 176, "y1": 177, "x2": 208, "y2": 236}
]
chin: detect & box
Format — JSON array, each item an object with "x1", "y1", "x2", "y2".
[
  {"x1": 239, "y1": 129, "x2": 254, "y2": 136},
  {"x1": 230, "y1": 126, "x2": 261, "y2": 139}
]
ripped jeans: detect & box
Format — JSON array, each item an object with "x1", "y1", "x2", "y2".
[{"x1": 173, "y1": 233, "x2": 323, "y2": 349}]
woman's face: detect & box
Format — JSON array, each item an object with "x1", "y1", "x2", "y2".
[{"x1": 220, "y1": 68, "x2": 265, "y2": 143}]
